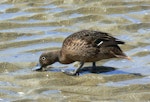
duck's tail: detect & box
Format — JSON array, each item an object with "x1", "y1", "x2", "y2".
[
  {"x1": 110, "y1": 45, "x2": 132, "y2": 61},
  {"x1": 112, "y1": 53, "x2": 132, "y2": 61}
]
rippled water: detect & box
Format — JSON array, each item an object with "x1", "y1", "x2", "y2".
[{"x1": 0, "y1": 0, "x2": 150, "y2": 101}]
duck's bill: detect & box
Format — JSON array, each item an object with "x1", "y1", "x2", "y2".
[
  {"x1": 32, "y1": 64, "x2": 52, "y2": 71},
  {"x1": 32, "y1": 65, "x2": 42, "y2": 71}
]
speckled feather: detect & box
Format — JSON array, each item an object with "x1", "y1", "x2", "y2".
[{"x1": 59, "y1": 30, "x2": 126, "y2": 63}]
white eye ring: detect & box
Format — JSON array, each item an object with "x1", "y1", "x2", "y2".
[{"x1": 41, "y1": 57, "x2": 46, "y2": 60}]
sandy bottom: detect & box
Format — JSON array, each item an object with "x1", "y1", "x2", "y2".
[{"x1": 0, "y1": 0, "x2": 150, "y2": 101}]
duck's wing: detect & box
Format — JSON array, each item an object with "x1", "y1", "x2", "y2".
[
  {"x1": 88, "y1": 31, "x2": 130, "y2": 59},
  {"x1": 63, "y1": 30, "x2": 125, "y2": 50},
  {"x1": 71, "y1": 30, "x2": 125, "y2": 47},
  {"x1": 78, "y1": 30, "x2": 130, "y2": 59},
  {"x1": 91, "y1": 32, "x2": 125, "y2": 48}
]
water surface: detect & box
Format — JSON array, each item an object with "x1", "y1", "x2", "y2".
[{"x1": 0, "y1": 0, "x2": 150, "y2": 101}]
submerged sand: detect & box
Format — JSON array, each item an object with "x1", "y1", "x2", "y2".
[{"x1": 0, "y1": 0, "x2": 150, "y2": 101}]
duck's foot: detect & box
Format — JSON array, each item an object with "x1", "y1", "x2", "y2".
[
  {"x1": 62, "y1": 62, "x2": 84, "y2": 76},
  {"x1": 61, "y1": 69, "x2": 80, "y2": 76}
]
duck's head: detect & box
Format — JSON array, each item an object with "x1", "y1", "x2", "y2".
[{"x1": 38, "y1": 51, "x2": 59, "y2": 70}]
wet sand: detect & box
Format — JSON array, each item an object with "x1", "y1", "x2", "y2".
[{"x1": 0, "y1": 0, "x2": 150, "y2": 101}]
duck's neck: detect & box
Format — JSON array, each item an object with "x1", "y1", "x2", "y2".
[
  {"x1": 52, "y1": 49, "x2": 75, "y2": 64},
  {"x1": 55, "y1": 50, "x2": 65, "y2": 64},
  {"x1": 51, "y1": 50, "x2": 61, "y2": 63},
  {"x1": 52, "y1": 49, "x2": 74, "y2": 64}
]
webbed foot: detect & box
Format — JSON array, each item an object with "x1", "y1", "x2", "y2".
[
  {"x1": 61, "y1": 69, "x2": 80, "y2": 76},
  {"x1": 61, "y1": 62, "x2": 84, "y2": 76}
]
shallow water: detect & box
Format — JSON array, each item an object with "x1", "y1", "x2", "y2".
[{"x1": 0, "y1": 0, "x2": 150, "y2": 101}]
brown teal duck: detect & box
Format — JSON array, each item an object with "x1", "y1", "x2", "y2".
[{"x1": 37, "y1": 30, "x2": 131, "y2": 76}]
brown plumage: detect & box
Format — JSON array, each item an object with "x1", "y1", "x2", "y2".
[{"x1": 37, "y1": 30, "x2": 131, "y2": 75}]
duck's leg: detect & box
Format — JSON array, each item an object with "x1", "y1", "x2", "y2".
[
  {"x1": 62, "y1": 62, "x2": 84, "y2": 76},
  {"x1": 90, "y1": 62, "x2": 97, "y2": 73},
  {"x1": 93, "y1": 62, "x2": 96, "y2": 67}
]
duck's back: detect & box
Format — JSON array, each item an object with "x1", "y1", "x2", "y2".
[{"x1": 60, "y1": 30, "x2": 126, "y2": 63}]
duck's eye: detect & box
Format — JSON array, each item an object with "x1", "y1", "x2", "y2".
[{"x1": 41, "y1": 57, "x2": 46, "y2": 60}]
